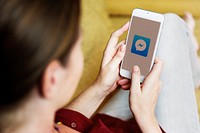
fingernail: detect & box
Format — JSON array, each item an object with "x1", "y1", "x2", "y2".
[
  {"x1": 133, "y1": 65, "x2": 139, "y2": 72},
  {"x1": 120, "y1": 44, "x2": 126, "y2": 52}
]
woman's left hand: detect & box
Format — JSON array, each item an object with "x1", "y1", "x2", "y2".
[
  {"x1": 66, "y1": 22, "x2": 131, "y2": 118},
  {"x1": 95, "y1": 22, "x2": 131, "y2": 95}
]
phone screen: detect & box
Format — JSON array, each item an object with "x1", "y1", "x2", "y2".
[{"x1": 122, "y1": 16, "x2": 161, "y2": 76}]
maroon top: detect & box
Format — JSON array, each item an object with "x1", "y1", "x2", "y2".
[{"x1": 55, "y1": 109, "x2": 166, "y2": 133}]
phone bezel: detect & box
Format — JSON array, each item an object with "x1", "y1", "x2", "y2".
[{"x1": 120, "y1": 8, "x2": 164, "y2": 82}]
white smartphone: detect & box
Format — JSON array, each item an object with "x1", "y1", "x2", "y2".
[{"x1": 120, "y1": 9, "x2": 164, "y2": 82}]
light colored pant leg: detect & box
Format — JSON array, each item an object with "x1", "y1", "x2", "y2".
[
  {"x1": 155, "y1": 13, "x2": 200, "y2": 133},
  {"x1": 187, "y1": 29, "x2": 200, "y2": 88},
  {"x1": 99, "y1": 13, "x2": 200, "y2": 133},
  {"x1": 98, "y1": 89, "x2": 132, "y2": 120}
]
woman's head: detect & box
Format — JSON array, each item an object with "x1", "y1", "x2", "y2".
[{"x1": 0, "y1": 0, "x2": 82, "y2": 109}]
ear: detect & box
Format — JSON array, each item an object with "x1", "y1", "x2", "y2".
[{"x1": 40, "y1": 60, "x2": 64, "y2": 99}]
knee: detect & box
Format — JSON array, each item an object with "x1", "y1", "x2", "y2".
[
  {"x1": 164, "y1": 13, "x2": 182, "y2": 22},
  {"x1": 163, "y1": 13, "x2": 186, "y2": 28}
]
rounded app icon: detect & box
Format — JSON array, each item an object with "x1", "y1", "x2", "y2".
[
  {"x1": 135, "y1": 39, "x2": 147, "y2": 51},
  {"x1": 131, "y1": 34, "x2": 151, "y2": 57}
]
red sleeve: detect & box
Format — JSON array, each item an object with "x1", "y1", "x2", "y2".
[
  {"x1": 55, "y1": 109, "x2": 166, "y2": 133},
  {"x1": 55, "y1": 109, "x2": 93, "y2": 132}
]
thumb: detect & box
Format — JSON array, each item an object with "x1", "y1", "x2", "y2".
[
  {"x1": 108, "y1": 44, "x2": 126, "y2": 69},
  {"x1": 130, "y1": 65, "x2": 141, "y2": 95}
]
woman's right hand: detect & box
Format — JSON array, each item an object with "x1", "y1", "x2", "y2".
[{"x1": 129, "y1": 58, "x2": 164, "y2": 133}]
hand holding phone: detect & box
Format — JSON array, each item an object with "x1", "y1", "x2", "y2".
[
  {"x1": 129, "y1": 58, "x2": 164, "y2": 133},
  {"x1": 120, "y1": 9, "x2": 164, "y2": 82}
]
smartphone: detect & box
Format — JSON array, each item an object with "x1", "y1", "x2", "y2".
[{"x1": 120, "y1": 9, "x2": 164, "y2": 82}]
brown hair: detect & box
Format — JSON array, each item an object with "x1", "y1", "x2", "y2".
[{"x1": 0, "y1": 0, "x2": 80, "y2": 106}]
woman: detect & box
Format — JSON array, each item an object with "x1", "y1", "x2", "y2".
[{"x1": 0, "y1": 0, "x2": 199, "y2": 133}]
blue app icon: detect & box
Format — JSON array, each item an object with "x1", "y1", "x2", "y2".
[{"x1": 131, "y1": 35, "x2": 151, "y2": 57}]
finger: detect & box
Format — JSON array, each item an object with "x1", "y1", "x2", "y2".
[
  {"x1": 115, "y1": 40, "x2": 126, "y2": 49},
  {"x1": 143, "y1": 58, "x2": 164, "y2": 91},
  {"x1": 146, "y1": 57, "x2": 164, "y2": 81},
  {"x1": 104, "y1": 40, "x2": 125, "y2": 56},
  {"x1": 152, "y1": 57, "x2": 164, "y2": 76},
  {"x1": 118, "y1": 78, "x2": 130, "y2": 86},
  {"x1": 106, "y1": 22, "x2": 129, "y2": 52},
  {"x1": 103, "y1": 40, "x2": 126, "y2": 67},
  {"x1": 107, "y1": 44, "x2": 126, "y2": 69},
  {"x1": 152, "y1": 80, "x2": 162, "y2": 102},
  {"x1": 121, "y1": 84, "x2": 131, "y2": 90},
  {"x1": 130, "y1": 65, "x2": 141, "y2": 94}
]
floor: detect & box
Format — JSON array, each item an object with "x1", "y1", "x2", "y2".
[{"x1": 105, "y1": 0, "x2": 200, "y2": 117}]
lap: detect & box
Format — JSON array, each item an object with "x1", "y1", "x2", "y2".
[{"x1": 99, "y1": 13, "x2": 200, "y2": 133}]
